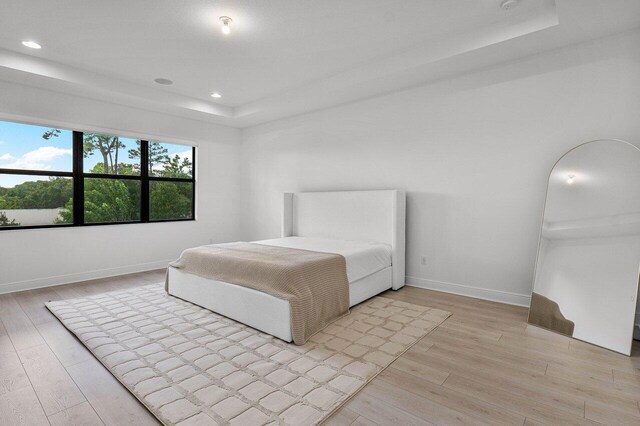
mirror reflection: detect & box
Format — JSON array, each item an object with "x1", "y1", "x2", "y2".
[{"x1": 528, "y1": 140, "x2": 640, "y2": 355}]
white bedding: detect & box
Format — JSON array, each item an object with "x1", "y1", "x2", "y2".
[{"x1": 254, "y1": 236, "x2": 392, "y2": 283}]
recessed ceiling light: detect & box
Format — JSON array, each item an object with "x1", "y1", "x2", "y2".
[
  {"x1": 21, "y1": 40, "x2": 41, "y2": 49},
  {"x1": 219, "y1": 16, "x2": 232, "y2": 35},
  {"x1": 567, "y1": 174, "x2": 576, "y2": 184},
  {"x1": 211, "y1": 92, "x2": 222, "y2": 99},
  {"x1": 154, "y1": 78, "x2": 173, "y2": 85}
]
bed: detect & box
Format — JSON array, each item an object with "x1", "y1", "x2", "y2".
[{"x1": 166, "y1": 190, "x2": 406, "y2": 343}]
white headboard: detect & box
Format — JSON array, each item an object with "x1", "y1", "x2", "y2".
[{"x1": 281, "y1": 190, "x2": 406, "y2": 290}]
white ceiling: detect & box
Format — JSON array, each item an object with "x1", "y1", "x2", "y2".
[{"x1": 0, "y1": 0, "x2": 639, "y2": 128}]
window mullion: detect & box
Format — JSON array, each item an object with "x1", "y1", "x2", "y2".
[
  {"x1": 141, "y1": 140, "x2": 150, "y2": 222},
  {"x1": 72, "y1": 131, "x2": 84, "y2": 225},
  {"x1": 192, "y1": 146, "x2": 196, "y2": 220}
]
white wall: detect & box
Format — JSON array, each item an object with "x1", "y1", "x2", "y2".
[
  {"x1": 0, "y1": 81, "x2": 242, "y2": 293},
  {"x1": 240, "y1": 31, "x2": 640, "y2": 306}
]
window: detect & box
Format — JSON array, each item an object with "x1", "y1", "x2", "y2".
[
  {"x1": 0, "y1": 122, "x2": 73, "y2": 227},
  {"x1": 0, "y1": 120, "x2": 195, "y2": 230},
  {"x1": 148, "y1": 142, "x2": 194, "y2": 221}
]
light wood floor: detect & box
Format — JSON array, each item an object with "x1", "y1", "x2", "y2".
[{"x1": 1, "y1": 271, "x2": 639, "y2": 425}]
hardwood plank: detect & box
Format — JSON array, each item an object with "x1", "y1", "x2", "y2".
[
  {"x1": 438, "y1": 318, "x2": 503, "y2": 341},
  {"x1": 48, "y1": 401, "x2": 105, "y2": 426},
  {"x1": 0, "y1": 320, "x2": 15, "y2": 354},
  {"x1": 524, "y1": 418, "x2": 548, "y2": 426},
  {"x1": 568, "y1": 340, "x2": 640, "y2": 372},
  {"x1": 0, "y1": 297, "x2": 46, "y2": 351},
  {"x1": 442, "y1": 313, "x2": 527, "y2": 335},
  {"x1": 428, "y1": 325, "x2": 601, "y2": 376},
  {"x1": 404, "y1": 345, "x2": 586, "y2": 417},
  {"x1": 13, "y1": 287, "x2": 61, "y2": 325},
  {"x1": 390, "y1": 355, "x2": 450, "y2": 385},
  {"x1": 18, "y1": 343, "x2": 86, "y2": 415},
  {"x1": 68, "y1": 278, "x2": 119, "y2": 297},
  {"x1": 413, "y1": 344, "x2": 640, "y2": 416},
  {"x1": 417, "y1": 342, "x2": 545, "y2": 380},
  {"x1": 442, "y1": 373, "x2": 596, "y2": 425},
  {"x1": 351, "y1": 416, "x2": 380, "y2": 426},
  {"x1": 545, "y1": 364, "x2": 640, "y2": 407},
  {"x1": 66, "y1": 357, "x2": 159, "y2": 426},
  {"x1": 0, "y1": 351, "x2": 31, "y2": 396},
  {"x1": 613, "y1": 369, "x2": 640, "y2": 391},
  {"x1": 324, "y1": 406, "x2": 359, "y2": 426},
  {"x1": 0, "y1": 386, "x2": 49, "y2": 426},
  {"x1": 35, "y1": 319, "x2": 93, "y2": 367},
  {"x1": 585, "y1": 400, "x2": 640, "y2": 424},
  {"x1": 498, "y1": 331, "x2": 571, "y2": 354},
  {"x1": 52, "y1": 284, "x2": 83, "y2": 299},
  {"x1": 377, "y1": 367, "x2": 526, "y2": 425},
  {"x1": 421, "y1": 332, "x2": 549, "y2": 374},
  {"x1": 346, "y1": 386, "x2": 434, "y2": 425},
  {"x1": 361, "y1": 380, "x2": 491, "y2": 425},
  {"x1": 0, "y1": 293, "x2": 23, "y2": 315}
]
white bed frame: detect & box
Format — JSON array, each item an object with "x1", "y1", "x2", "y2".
[{"x1": 167, "y1": 190, "x2": 406, "y2": 342}]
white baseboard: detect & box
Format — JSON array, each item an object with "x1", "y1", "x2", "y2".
[
  {"x1": 0, "y1": 260, "x2": 171, "y2": 294},
  {"x1": 405, "y1": 275, "x2": 531, "y2": 307}
]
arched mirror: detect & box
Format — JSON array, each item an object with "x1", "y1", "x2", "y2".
[{"x1": 528, "y1": 139, "x2": 640, "y2": 355}]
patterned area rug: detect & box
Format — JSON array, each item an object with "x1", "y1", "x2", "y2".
[{"x1": 46, "y1": 283, "x2": 450, "y2": 425}]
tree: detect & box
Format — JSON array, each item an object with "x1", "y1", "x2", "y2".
[
  {"x1": 128, "y1": 141, "x2": 169, "y2": 174},
  {"x1": 58, "y1": 178, "x2": 140, "y2": 224},
  {"x1": 42, "y1": 129, "x2": 61, "y2": 140},
  {"x1": 83, "y1": 133, "x2": 127, "y2": 174},
  {"x1": 43, "y1": 128, "x2": 136, "y2": 174},
  {"x1": 0, "y1": 211, "x2": 19, "y2": 227},
  {"x1": 159, "y1": 154, "x2": 192, "y2": 178},
  {"x1": 0, "y1": 178, "x2": 72, "y2": 210},
  {"x1": 150, "y1": 181, "x2": 192, "y2": 220}
]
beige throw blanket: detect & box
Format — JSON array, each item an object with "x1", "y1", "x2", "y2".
[{"x1": 166, "y1": 242, "x2": 350, "y2": 345}]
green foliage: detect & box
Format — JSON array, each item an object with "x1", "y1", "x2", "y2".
[
  {"x1": 42, "y1": 129, "x2": 61, "y2": 140},
  {"x1": 0, "y1": 211, "x2": 19, "y2": 227},
  {"x1": 0, "y1": 177, "x2": 72, "y2": 210},
  {"x1": 58, "y1": 179, "x2": 141, "y2": 224},
  {"x1": 160, "y1": 155, "x2": 192, "y2": 178},
  {"x1": 150, "y1": 181, "x2": 193, "y2": 221}
]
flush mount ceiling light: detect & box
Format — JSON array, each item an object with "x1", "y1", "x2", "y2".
[
  {"x1": 219, "y1": 16, "x2": 232, "y2": 35},
  {"x1": 211, "y1": 92, "x2": 222, "y2": 98},
  {"x1": 154, "y1": 78, "x2": 173, "y2": 85},
  {"x1": 500, "y1": 0, "x2": 521, "y2": 11},
  {"x1": 566, "y1": 174, "x2": 576, "y2": 184},
  {"x1": 21, "y1": 40, "x2": 42, "y2": 49}
]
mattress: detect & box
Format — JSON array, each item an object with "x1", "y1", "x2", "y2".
[
  {"x1": 254, "y1": 236, "x2": 392, "y2": 283},
  {"x1": 167, "y1": 267, "x2": 393, "y2": 342},
  {"x1": 168, "y1": 236, "x2": 394, "y2": 342}
]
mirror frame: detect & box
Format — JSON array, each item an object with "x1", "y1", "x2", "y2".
[{"x1": 527, "y1": 138, "x2": 640, "y2": 355}]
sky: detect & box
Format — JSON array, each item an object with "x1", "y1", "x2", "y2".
[{"x1": 0, "y1": 120, "x2": 192, "y2": 188}]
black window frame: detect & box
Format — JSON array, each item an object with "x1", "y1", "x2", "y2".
[{"x1": 0, "y1": 126, "x2": 196, "y2": 231}]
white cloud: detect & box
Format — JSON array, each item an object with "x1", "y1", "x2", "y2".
[
  {"x1": 3, "y1": 146, "x2": 72, "y2": 170},
  {"x1": 0, "y1": 153, "x2": 15, "y2": 161}
]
